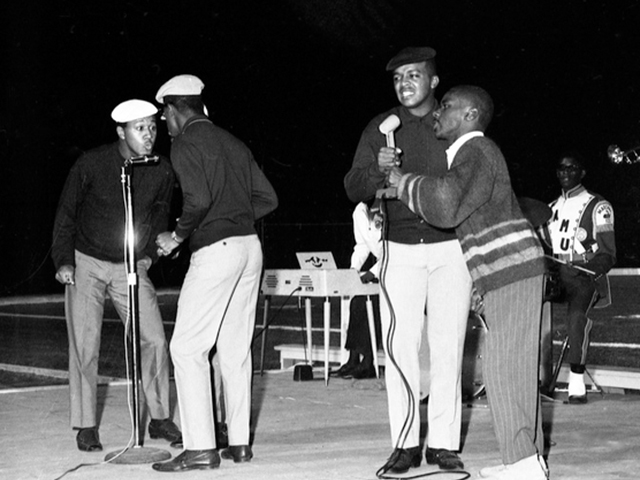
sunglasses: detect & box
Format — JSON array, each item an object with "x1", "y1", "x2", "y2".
[{"x1": 556, "y1": 165, "x2": 581, "y2": 172}]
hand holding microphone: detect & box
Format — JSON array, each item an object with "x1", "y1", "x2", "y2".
[
  {"x1": 372, "y1": 115, "x2": 401, "y2": 214},
  {"x1": 377, "y1": 114, "x2": 401, "y2": 174}
]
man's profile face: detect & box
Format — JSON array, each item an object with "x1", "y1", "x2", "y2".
[
  {"x1": 118, "y1": 116, "x2": 157, "y2": 157},
  {"x1": 162, "y1": 104, "x2": 181, "y2": 138},
  {"x1": 556, "y1": 157, "x2": 585, "y2": 192},
  {"x1": 392, "y1": 61, "x2": 439, "y2": 116},
  {"x1": 433, "y1": 92, "x2": 471, "y2": 143}
]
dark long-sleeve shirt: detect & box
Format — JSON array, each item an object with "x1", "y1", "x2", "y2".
[
  {"x1": 52, "y1": 142, "x2": 175, "y2": 269},
  {"x1": 171, "y1": 115, "x2": 278, "y2": 251},
  {"x1": 344, "y1": 105, "x2": 456, "y2": 244}
]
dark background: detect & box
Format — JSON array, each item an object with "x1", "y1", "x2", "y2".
[{"x1": 3, "y1": 0, "x2": 640, "y2": 296}]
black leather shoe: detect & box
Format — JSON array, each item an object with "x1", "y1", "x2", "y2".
[
  {"x1": 220, "y1": 445, "x2": 253, "y2": 463},
  {"x1": 425, "y1": 447, "x2": 464, "y2": 470},
  {"x1": 76, "y1": 427, "x2": 103, "y2": 452},
  {"x1": 149, "y1": 418, "x2": 183, "y2": 448},
  {"x1": 152, "y1": 449, "x2": 220, "y2": 472},
  {"x1": 568, "y1": 394, "x2": 588, "y2": 404},
  {"x1": 350, "y1": 363, "x2": 377, "y2": 379},
  {"x1": 380, "y1": 446, "x2": 422, "y2": 474},
  {"x1": 332, "y1": 362, "x2": 358, "y2": 378}
]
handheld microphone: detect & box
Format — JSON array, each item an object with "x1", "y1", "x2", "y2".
[
  {"x1": 378, "y1": 114, "x2": 401, "y2": 148},
  {"x1": 125, "y1": 155, "x2": 160, "y2": 165},
  {"x1": 372, "y1": 114, "x2": 401, "y2": 214}
]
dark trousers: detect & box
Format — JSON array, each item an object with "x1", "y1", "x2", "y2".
[
  {"x1": 559, "y1": 265, "x2": 598, "y2": 368},
  {"x1": 345, "y1": 295, "x2": 382, "y2": 358}
]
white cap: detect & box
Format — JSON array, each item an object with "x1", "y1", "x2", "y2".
[
  {"x1": 155, "y1": 74, "x2": 205, "y2": 104},
  {"x1": 111, "y1": 99, "x2": 158, "y2": 123}
]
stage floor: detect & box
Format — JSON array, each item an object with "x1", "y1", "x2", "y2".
[
  {"x1": 1, "y1": 370, "x2": 639, "y2": 480},
  {"x1": 1, "y1": 278, "x2": 640, "y2": 480}
]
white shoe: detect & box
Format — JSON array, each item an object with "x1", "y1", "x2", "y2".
[{"x1": 478, "y1": 454, "x2": 549, "y2": 479}]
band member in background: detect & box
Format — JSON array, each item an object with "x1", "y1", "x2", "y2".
[
  {"x1": 388, "y1": 85, "x2": 549, "y2": 479},
  {"x1": 51, "y1": 99, "x2": 181, "y2": 452},
  {"x1": 344, "y1": 47, "x2": 472, "y2": 474},
  {"x1": 332, "y1": 201, "x2": 383, "y2": 380},
  {"x1": 152, "y1": 75, "x2": 278, "y2": 472},
  {"x1": 540, "y1": 152, "x2": 616, "y2": 404}
]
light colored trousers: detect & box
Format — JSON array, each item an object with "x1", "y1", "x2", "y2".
[
  {"x1": 379, "y1": 240, "x2": 472, "y2": 450},
  {"x1": 66, "y1": 250, "x2": 170, "y2": 428},
  {"x1": 483, "y1": 275, "x2": 545, "y2": 464},
  {"x1": 171, "y1": 235, "x2": 262, "y2": 449}
]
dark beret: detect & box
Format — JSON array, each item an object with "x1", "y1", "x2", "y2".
[{"x1": 386, "y1": 47, "x2": 437, "y2": 71}]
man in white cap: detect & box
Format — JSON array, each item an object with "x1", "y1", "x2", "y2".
[
  {"x1": 152, "y1": 75, "x2": 278, "y2": 472},
  {"x1": 52, "y1": 99, "x2": 182, "y2": 452}
]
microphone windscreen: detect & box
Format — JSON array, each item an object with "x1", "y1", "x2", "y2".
[{"x1": 378, "y1": 114, "x2": 401, "y2": 135}]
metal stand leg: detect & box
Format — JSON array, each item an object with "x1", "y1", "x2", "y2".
[
  {"x1": 585, "y1": 367, "x2": 604, "y2": 396},
  {"x1": 547, "y1": 335, "x2": 569, "y2": 395},
  {"x1": 365, "y1": 295, "x2": 379, "y2": 378},
  {"x1": 259, "y1": 296, "x2": 271, "y2": 375}
]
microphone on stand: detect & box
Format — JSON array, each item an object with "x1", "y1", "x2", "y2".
[
  {"x1": 372, "y1": 114, "x2": 401, "y2": 214},
  {"x1": 125, "y1": 154, "x2": 160, "y2": 165}
]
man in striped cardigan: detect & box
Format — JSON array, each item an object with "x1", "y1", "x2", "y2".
[{"x1": 388, "y1": 85, "x2": 550, "y2": 479}]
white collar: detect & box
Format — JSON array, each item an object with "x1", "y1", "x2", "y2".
[{"x1": 446, "y1": 131, "x2": 484, "y2": 168}]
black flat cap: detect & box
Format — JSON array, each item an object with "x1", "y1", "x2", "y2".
[{"x1": 386, "y1": 47, "x2": 437, "y2": 71}]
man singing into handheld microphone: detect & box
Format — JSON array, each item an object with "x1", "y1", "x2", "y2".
[
  {"x1": 388, "y1": 85, "x2": 549, "y2": 479},
  {"x1": 344, "y1": 47, "x2": 472, "y2": 474},
  {"x1": 52, "y1": 100, "x2": 182, "y2": 452}
]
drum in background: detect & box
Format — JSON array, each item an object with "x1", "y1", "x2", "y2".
[{"x1": 462, "y1": 310, "x2": 487, "y2": 400}]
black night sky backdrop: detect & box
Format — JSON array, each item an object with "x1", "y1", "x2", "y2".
[{"x1": 3, "y1": 0, "x2": 640, "y2": 296}]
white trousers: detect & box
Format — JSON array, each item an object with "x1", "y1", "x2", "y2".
[
  {"x1": 171, "y1": 235, "x2": 262, "y2": 449},
  {"x1": 379, "y1": 240, "x2": 472, "y2": 450}
]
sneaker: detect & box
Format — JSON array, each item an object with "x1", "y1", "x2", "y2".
[{"x1": 479, "y1": 454, "x2": 549, "y2": 479}]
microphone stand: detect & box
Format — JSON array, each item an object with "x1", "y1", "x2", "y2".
[{"x1": 105, "y1": 159, "x2": 171, "y2": 464}]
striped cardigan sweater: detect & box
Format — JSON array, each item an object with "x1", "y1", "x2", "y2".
[{"x1": 397, "y1": 135, "x2": 545, "y2": 295}]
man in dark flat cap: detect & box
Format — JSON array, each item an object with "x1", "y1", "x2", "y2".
[
  {"x1": 344, "y1": 47, "x2": 472, "y2": 474},
  {"x1": 52, "y1": 99, "x2": 182, "y2": 452}
]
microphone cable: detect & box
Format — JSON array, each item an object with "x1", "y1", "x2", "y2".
[
  {"x1": 374, "y1": 197, "x2": 470, "y2": 480},
  {"x1": 375, "y1": 196, "x2": 416, "y2": 477}
]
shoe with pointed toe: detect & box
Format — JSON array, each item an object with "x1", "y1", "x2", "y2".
[
  {"x1": 425, "y1": 447, "x2": 464, "y2": 470},
  {"x1": 220, "y1": 445, "x2": 253, "y2": 463},
  {"x1": 152, "y1": 449, "x2": 220, "y2": 472},
  {"x1": 380, "y1": 446, "x2": 422, "y2": 474},
  {"x1": 149, "y1": 418, "x2": 183, "y2": 448},
  {"x1": 76, "y1": 427, "x2": 103, "y2": 452}
]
